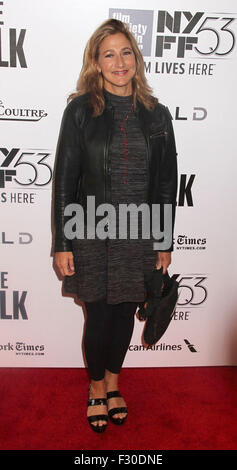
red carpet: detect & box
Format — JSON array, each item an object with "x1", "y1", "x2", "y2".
[{"x1": 0, "y1": 366, "x2": 236, "y2": 450}]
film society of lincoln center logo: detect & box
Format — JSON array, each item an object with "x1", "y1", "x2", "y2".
[{"x1": 109, "y1": 9, "x2": 154, "y2": 55}]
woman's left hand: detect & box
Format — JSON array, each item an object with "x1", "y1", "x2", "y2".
[{"x1": 156, "y1": 251, "x2": 171, "y2": 273}]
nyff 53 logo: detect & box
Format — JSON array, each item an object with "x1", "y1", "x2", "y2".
[
  {"x1": 0, "y1": 147, "x2": 53, "y2": 188},
  {"x1": 156, "y1": 10, "x2": 236, "y2": 58}
]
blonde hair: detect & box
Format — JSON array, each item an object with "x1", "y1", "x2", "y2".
[{"x1": 68, "y1": 18, "x2": 158, "y2": 116}]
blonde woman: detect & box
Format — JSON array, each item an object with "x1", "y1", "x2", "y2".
[{"x1": 53, "y1": 18, "x2": 178, "y2": 433}]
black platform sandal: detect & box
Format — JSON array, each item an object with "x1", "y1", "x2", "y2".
[
  {"x1": 106, "y1": 390, "x2": 128, "y2": 425},
  {"x1": 87, "y1": 384, "x2": 108, "y2": 433}
]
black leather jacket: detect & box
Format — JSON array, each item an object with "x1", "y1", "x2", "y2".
[{"x1": 53, "y1": 93, "x2": 178, "y2": 253}]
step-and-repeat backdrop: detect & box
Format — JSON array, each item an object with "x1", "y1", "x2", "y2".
[{"x1": 1, "y1": 0, "x2": 237, "y2": 367}]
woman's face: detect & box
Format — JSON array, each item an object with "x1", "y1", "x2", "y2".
[{"x1": 96, "y1": 32, "x2": 136, "y2": 96}]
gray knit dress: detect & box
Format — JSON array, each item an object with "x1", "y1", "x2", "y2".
[{"x1": 63, "y1": 90, "x2": 158, "y2": 304}]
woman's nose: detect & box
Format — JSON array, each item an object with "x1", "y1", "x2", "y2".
[{"x1": 115, "y1": 54, "x2": 125, "y2": 67}]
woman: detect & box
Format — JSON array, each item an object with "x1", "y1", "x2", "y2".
[{"x1": 53, "y1": 18, "x2": 178, "y2": 433}]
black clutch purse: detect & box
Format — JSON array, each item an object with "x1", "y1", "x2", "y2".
[{"x1": 137, "y1": 267, "x2": 179, "y2": 346}]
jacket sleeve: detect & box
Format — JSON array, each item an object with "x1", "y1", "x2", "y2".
[
  {"x1": 157, "y1": 106, "x2": 178, "y2": 252},
  {"x1": 52, "y1": 100, "x2": 81, "y2": 253}
]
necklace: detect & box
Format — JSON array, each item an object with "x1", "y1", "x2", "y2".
[{"x1": 114, "y1": 105, "x2": 134, "y2": 185}]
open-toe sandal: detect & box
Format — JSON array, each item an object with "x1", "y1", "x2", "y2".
[
  {"x1": 87, "y1": 384, "x2": 108, "y2": 433},
  {"x1": 106, "y1": 390, "x2": 128, "y2": 425}
]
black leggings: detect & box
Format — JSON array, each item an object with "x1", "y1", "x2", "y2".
[{"x1": 84, "y1": 299, "x2": 138, "y2": 381}]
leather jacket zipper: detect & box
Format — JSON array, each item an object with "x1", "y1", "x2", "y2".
[
  {"x1": 104, "y1": 107, "x2": 113, "y2": 244},
  {"x1": 136, "y1": 106, "x2": 151, "y2": 203},
  {"x1": 139, "y1": 125, "x2": 150, "y2": 202},
  {"x1": 150, "y1": 130, "x2": 168, "y2": 139},
  {"x1": 104, "y1": 110, "x2": 112, "y2": 205}
]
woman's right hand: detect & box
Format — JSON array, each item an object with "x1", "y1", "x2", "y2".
[{"x1": 54, "y1": 251, "x2": 75, "y2": 277}]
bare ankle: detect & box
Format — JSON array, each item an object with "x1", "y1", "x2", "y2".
[
  {"x1": 104, "y1": 369, "x2": 119, "y2": 389},
  {"x1": 90, "y1": 378, "x2": 106, "y2": 394}
]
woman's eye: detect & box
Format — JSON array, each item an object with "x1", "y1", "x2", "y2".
[{"x1": 104, "y1": 51, "x2": 132, "y2": 58}]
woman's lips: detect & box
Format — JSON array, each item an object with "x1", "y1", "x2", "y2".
[{"x1": 112, "y1": 70, "x2": 128, "y2": 76}]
